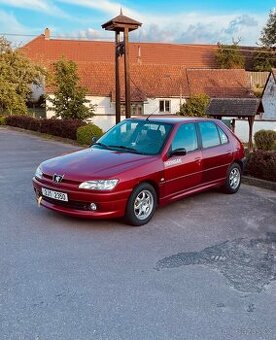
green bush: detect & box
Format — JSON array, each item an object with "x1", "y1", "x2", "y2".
[
  {"x1": 245, "y1": 150, "x2": 276, "y2": 182},
  {"x1": 254, "y1": 129, "x2": 276, "y2": 151},
  {"x1": 0, "y1": 116, "x2": 6, "y2": 125},
  {"x1": 77, "y1": 124, "x2": 103, "y2": 145},
  {"x1": 177, "y1": 94, "x2": 210, "y2": 117}
]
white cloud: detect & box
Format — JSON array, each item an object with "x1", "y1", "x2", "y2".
[
  {"x1": 0, "y1": 0, "x2": 67, "y2": 17},
  {"x1": 69, "y1": 11, "x2": 265, "y2": 46},
  {"x1": 0, "y1": 10, "x2": 32, "y2": 45},
  {"x1": 0, "y1": 0, "x2": 268, "y2": 46},
  {"x1": 58, "y1": 0, "x2": 129, "y2": 16},
  {"x1": 0, "y1": 9, "x2": 28, "y2": 31},
  {"x1": 58, "y1": 0, "x2": 266, "y2": 45}
]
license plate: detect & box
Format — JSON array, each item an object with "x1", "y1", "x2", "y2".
[{"x1": 42, "y1": 188, "x2": 68, "y2": 202}]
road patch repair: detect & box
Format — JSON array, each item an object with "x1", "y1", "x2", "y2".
[{"x1": 155, "y1": 232, "x2": 276, "y2": 293}]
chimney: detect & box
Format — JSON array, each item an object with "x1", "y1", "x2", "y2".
[
  {"x1": 137, "y1": 45, "x2": 142, "y2": 64},
  {"x1": 44, "y1": 28, "x2": 50, "y2": 40}
]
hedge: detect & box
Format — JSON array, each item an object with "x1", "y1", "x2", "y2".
[
  {"x1": 245, "y1": 150, "x2": 276, "y2": 182},
  {"x1": 254, "y1": 129, "x2": 276, "y2": 151},
  {"x1": 5, "y1": 115, "x2": 86, "y2": 140},
  {"x1": 0, "y1": 116, "x2": 6, "y2": 125},
  {"x1": 76, "y1": 124, "x2": 103, "y2": 145}
]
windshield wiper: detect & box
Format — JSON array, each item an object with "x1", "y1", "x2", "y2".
[
  {"x1": 109, "y1": 145, "x2": 140, "y2": 153},
  {"x1": 93, "y1": 142, "x2": 110, "y2": 149}
]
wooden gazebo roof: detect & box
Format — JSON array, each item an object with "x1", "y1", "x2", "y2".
[
  {"x1": 102, "y1": 12, "x2": 142, "y2": 32},
  {"x1": 206, "y1": 98, "x2": 264, "y2": 118},
  {"x1": 206, "y1": 98, "x2": 264, "y2": 151}
]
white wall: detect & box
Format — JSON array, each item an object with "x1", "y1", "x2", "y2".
[
  {"x1": 46, "y1": 95, "x2": 115, "y2": 118},
  {"x1": 46, "y1": 95, "x2": 55, "y2": 118},
  {"x1": 46, "y1": 95, "x2": 185, "y2": 131},
  {"x1": 234, "y1": 119, "x2": 276, "y2": 143},
  {"x1": 46, "y1": 95, "x2": 124, "y2": 131},
  {"x1": 262, "y1": 73, "x2": 276, "y2": 120},
  {"x1": 144, "y1": 97, "x2": 183, "y2": 116}
]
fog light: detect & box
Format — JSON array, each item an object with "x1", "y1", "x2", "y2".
[{"x1": 90, "y1": 203, "x2": 97, "y2": 211}]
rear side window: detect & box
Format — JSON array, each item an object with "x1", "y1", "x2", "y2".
[
  {"x1": 172, "y1": 123, "x2": 198, "y2": 152},
  {"x1": 198, "y1": 122, "x2": 220, "y2": 148},
  {"x1": 217, "y1": 126, "x2": 229, "y2": 144}
]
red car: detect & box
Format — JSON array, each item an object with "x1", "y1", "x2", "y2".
[{"x1": 33, "y1": 117, "x2": 245, "y2": 226}]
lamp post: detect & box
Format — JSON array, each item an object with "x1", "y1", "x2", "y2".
[{"x1": 102, "y1": 10, "x2": 142, "y2": 124}]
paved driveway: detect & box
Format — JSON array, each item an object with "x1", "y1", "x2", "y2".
[{"x1": 1, "y1": 127, "x2": 276, "y2": 340}]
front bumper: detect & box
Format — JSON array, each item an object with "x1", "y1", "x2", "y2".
[{"x1": 32, "y1": 177, "x2": 131, "y2": 219}]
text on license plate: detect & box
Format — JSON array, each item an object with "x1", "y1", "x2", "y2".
[{"x1": 42, "y1": 188, "x2": 68, "y2": 202}]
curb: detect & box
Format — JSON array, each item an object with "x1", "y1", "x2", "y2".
[{"x1": 242, "y1": 175, "x2": 276, "y2": 192}]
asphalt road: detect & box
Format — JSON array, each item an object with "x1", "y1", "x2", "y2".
[{"x1": 1, "y1": 127, "x2": 276, "y2": 340}]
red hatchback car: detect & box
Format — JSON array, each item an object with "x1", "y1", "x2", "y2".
[{"x1": 33, "y1": 117, "x2": 245, "y2": 225}]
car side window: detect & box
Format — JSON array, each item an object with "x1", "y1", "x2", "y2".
[
  {"x1": 217, "y1": 126, "x2": 229, "y2": 144},
  {"x1": 171, "y1": 123, "x2": 198, "y2": 153},
  {"x1": 199, "y1": 122, "x2": 221, "y2": 148}
]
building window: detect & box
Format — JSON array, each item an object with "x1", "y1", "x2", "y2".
[
  {"x1": 159, "y1": 100, "x2": 170, "y2": 113},
  {"x1": 131, "y1": 103, "x2": 144, "y2": 116}
]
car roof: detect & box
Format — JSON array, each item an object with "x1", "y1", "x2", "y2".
[{"x1": 128, "y1": 116, "x2": 217, "y2": 124}]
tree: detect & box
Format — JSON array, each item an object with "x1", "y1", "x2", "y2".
[
  {"x1": 0, "y1": 36, "x2": 45, "y2": 115},
  {"x1": 260, "y1": 9, "x2": 276, "y2": 47},
  {"x1": 215, "y1": 41, "x2": 245, "y2": 69},
  {"x1": 49, "y1": 58, "x2": 95, "y2": 120},
  {"x1": 177, "y1": 94, "x2": 210, "y2": 117},
  {"x1": 253, "y1": 10, "x2": 276, "y2": 71},
  {"x1": 253, "y1": 47, "x2": 275, "y2": 71}
]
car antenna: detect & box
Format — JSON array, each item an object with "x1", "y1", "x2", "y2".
[
  {"x1": 146, "y1": 113, "x2": 153, "y2": 121},
  {"x1": 146, "y1": 108, "x2": 158, "y2": 121}
]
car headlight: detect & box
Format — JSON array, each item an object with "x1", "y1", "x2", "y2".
[
  {"x1": 79, "y1": 179, "x2": 119, "y2": 190},
  {"x1": 35, "y1": 166, "x2": 43, "y2": 179}
]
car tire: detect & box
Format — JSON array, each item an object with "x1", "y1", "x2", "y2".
[
  {"x1": 125, "y1": 183, "x2": 157, "y2": 226},
  {"x1": 223, "y1": 162, "x2": 242, "y2": 194}
]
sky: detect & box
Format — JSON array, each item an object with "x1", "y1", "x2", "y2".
[{"x1": 0, "y1": 0, "x2": 275, "y2": 46}]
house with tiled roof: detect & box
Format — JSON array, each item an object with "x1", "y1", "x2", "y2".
[
  {"x1": 262, "y1": 69, "x2": 276, "y2": 120},
  {"x1": 21, "y1": 29, "x2": 259, "y2": 130}
]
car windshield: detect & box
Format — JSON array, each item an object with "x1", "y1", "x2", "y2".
[{"x1": 93, "y1": 120, "x2": 173, "y2": 155}]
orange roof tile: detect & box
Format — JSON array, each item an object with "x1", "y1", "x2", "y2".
[
  {"x1": 186, "y1": 69, "x2": 254, "y2": 98},
  {"x1": 46, "y1": 62, "x2": 189, "y2": 101},
  {"x1": 23, "y1": 34, "x2": 255, "y2": 101},
  {"x1": 21, "y1": 34, "x2": 219, "y2": 68}
]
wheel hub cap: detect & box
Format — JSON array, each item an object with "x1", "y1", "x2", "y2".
[
  {"x1": 229, "y1": 168, "x2": 240, "y2": 190},
  {"x1": 134, "y1": 190, "x2": 154, "y2": 220}
]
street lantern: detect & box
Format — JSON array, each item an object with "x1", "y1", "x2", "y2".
[{"x1": 102, "y1": 10, "x2": 142, "y2": 124}]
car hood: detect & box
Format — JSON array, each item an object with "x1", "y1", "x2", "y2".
[{"x1": 41, "y1": 147, "x2": 156, "y2": 181}]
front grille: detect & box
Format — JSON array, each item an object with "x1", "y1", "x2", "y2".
[
  {"x1": 42, "y1": 173, "x2": 79, "y2": 186},
  {"x1": 42, "y1": 196, "x2": 92, "y2": 211}
]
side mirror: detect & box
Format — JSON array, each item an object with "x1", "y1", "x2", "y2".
[
  {"x1": 170, "y1": 148, "x2": 187, "y2": 157},
  {"x1": 90, "y1": 136, "x2": 99, "y2": 146}
]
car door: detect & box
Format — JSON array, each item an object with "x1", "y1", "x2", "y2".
[
  {"x1": 163, "y1": 123, "x2": 202, "y2": 200},
  {"x1": 198, "y1": 121, "x2": 233, "y2": 184}
]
